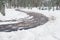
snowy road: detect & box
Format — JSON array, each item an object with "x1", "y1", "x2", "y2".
[{"x1": 0, "y1": 8, "x2": 60, "y2": 40}]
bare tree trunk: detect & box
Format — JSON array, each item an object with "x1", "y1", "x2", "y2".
[
  {"x1": 1, "y1": 4, "x2": 5, "y2": 16},
  {"x1": 56, "y1": 5, "x2": 59, "y2": 10}
]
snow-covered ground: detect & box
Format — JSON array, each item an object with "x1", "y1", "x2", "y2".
[
  {"x1": 0, "y1": 8, "x2": 29, "y2": 20},
  {"x1": 0, "y1": 8, "x2": 60, "y2": 40},
  {"x1": 0, "y1": 8, "x2": 29, "y2": 25}
]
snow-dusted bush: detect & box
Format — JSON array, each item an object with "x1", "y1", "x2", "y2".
[{"x1": 49, "y1": 16, "x2": 56, "y2": 21}]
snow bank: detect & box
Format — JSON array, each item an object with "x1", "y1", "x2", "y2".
[
  {"x1": 27, "y1": 10, "x2": 60, "y2": 40},
  {"x1": 18, "y1": 7, "x2": 60, "y2": 40},
  {"x1": 0, "y1": 8, "x2": 60, "y2": 40},
  {"x1": 0, "y1": 8, "x2": 29, "y2": 21},
  {"x1": 0, "y1": 30, "x2": 35, "y2": 40}
]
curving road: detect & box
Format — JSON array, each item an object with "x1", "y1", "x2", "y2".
[{"x1": 0, "y1": 9, "x2": 49, "y2": 32}]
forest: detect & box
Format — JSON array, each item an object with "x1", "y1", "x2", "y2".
[{"x1": 0, "y1": 0, "x2": 60, "y2": 16}]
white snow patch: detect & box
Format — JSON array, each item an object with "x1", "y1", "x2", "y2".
[
  {"x1": 0, "y1": 8, "x2": 29, "y2": 21},
  {"x1": 0, "y1": 8, "x2": 60, "y2": 40}
]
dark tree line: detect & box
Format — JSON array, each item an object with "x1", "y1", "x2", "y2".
[
  {"x1": 7, "y1": 0, "x2": 43, "y2": 8},
  {"x1": 0, "y1": 0, "x2": 60, "y2": 16}
]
